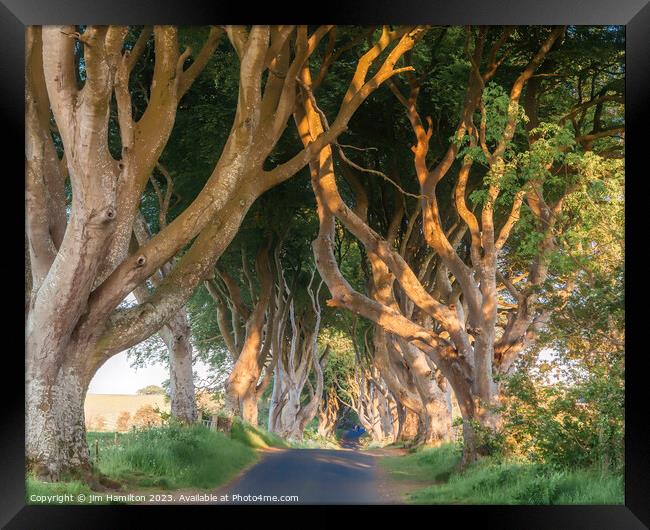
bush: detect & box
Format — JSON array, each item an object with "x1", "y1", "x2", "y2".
[
  {"x1": 116, "y1": 411, "x2": 131, "y2": 432},
  {"x1": 501, "y1": 355, "x2": 624, "y2": 473},
  {"x1": 131, "y1": 405, "x2": 164, "y2": 429}
]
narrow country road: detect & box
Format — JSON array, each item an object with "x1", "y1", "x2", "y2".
[{"x1": 216, "y1": 448, "x2": 397, "y2": 505}]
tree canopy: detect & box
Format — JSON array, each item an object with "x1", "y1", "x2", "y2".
[{"x1": 26, "y1": 24, "x2": 624, "y2": 480}]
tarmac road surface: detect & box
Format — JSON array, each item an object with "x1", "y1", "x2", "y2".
[{"x1": 216, "y1": 448, "x2": 388, "y2": 505}]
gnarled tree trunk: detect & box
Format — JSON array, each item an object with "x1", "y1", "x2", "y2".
[
  {"x1": 26, "y1": 355, "x2": 91, "y2": 480},
  {"x1": 222, "y1": 244, "x2": 274, "y2": 425},
  {"x1": 317, "y1": 387, "x2": 339, "y2": 438},
  {"x1": 269, "y1": 273, "x2": 328, "y2": 440}
]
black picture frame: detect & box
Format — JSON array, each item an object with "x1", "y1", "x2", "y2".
[{"x1": 2, "y1": 1, "x2": 648, "y2": 527}]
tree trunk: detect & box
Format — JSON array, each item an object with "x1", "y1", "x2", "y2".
[
  {"x1": 222, "y1": 246, "x2": 273, "y2": 426},
  {"x1": 268, "y1": 273, "x2": 326, "y2": 441},
  {"x1": 26, "y1": 357, "x2": 90, "y2": 480},
  {"x1": 399, "y1": 339, "x2": 453, "y2": 445},
  {"x1": 268, "y1": 343, "x2": 327, "y2": 440},
  {"x1": 159, "y1": 308, "x2": 198, "y2": 424},
  {"x1": 241, "y1": 386, "x2": 259, "y2": 426},
  {"x1": 398, "y1": 408, "x2": 420, "y2": 442},
  {"x1": 416, "y1": 387, "x2": 453, "y2": 446},
  {"x1": 223, "y1": 357, "x2": 262, "y2": 425},
  {"x1": 317, "y1": 389, "x2": 339, "y2": 438}
]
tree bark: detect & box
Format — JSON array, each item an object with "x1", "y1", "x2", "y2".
[
  {"x1": 26, "y1": 24, "x2": 420, "y2": 478},
  {"x1": 317, "y1": 388, "x2": 339, "y2": 438},
  {"x1": 222, "y1": 245, "x2": 273, "y2": 425},
  {"x1": 158, "y1": 308, "x2": 198, "y2": 424},
  {"x1": 26, "y1": 350, "x2": 92, "y2": 480},
  {"x1": 268, "y1": 274, "x2": 327, "y2": 440}
]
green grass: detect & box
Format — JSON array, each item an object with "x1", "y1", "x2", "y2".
[
  {"x1": 91, "y1": 424, "x2": 258, "y2": 490},
  {"x1": 26, "y1": 477, "x2": 102, "y2": 505},
  {"x1": 28, "y1": 422, "x2": 290, "y2": 503},
  {"x1": 230, "y1": 419, "x2": 290, "y2": 449},
  {"x1": 381, "y1": 443, "x2": 461, "y2": 483},
  {"x1": 381, "y1": 445, "x2": 624, "y2": 505}
]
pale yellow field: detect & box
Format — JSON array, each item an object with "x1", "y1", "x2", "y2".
[{"x1": 84, "y1": 393, "x2": 170, "y2": 432}]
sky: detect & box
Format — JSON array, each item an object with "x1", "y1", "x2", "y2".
[
  {"x1": 88, "y1": 351, "x2": 168, "y2": 394},
  {"x1": 88, "y1": 350, "x2": 213, "y2": 395},
  {"x1": 87, "y1": 293, "x2": 223, "y2": 395}
]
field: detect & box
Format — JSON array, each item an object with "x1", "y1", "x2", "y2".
[{"x1": 84, "y1": 394, "x2": 170, "y2": 432}]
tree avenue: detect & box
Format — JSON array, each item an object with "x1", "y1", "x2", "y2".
[
  {"x1": 25, "y1": 24, "x2": 421, "y2": 479},
  {"x1": 25, "y1": 24, "x2": 624, "y2": 483}
]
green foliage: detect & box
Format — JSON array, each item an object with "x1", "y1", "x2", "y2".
[
  {"x1": 502, "y1": 355, "x2": 624, "y2": 473},
  {"x1": 88, "y1": 425, "x2": 257, "y2": 490}
]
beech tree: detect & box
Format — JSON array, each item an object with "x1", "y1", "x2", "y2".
[
  {"x1": 132, "y1": 207, "x2": 198, "y2": 424},
  {"x1": 25, "y1": 24, "x2": 423, "y2": 479},
  {"x1": 317, "y1": 387, "x2": 340, "y2": 438},
  {"x1": 302, "y1": 26, "x2": 624, "y2": 463},
  {"x1": 338, "y1": 359, "x2": 399, "y2": 444},
  {"x1": 267, "y1": 270, "x2": 329, "y2": 440},
  {"x1": 294, "y1": 53, "x2": 456, "y2": 445},
  {"x1": 205, "y1": 239, "x2": 277, "y2": 426}
]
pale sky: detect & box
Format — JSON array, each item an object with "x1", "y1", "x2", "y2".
[
  {"x1": 88, "y1": 351, "x2": 214, "y2": 394},
  {"x1": 88, "y1": 295, "x2": 214, "y2": 395},
  {"x1": 88, "y1": 351, "x2": 167, "y2": 394}
]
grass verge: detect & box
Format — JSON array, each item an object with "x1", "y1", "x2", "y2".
[
  {"x1": 92, "y1": 424, "x2": 258, "y2": 489},
  {"x1": 230, "y1": 419, "x2": 290, "y2": 449},
  {"x1": 27, "y1": 423, "x2": 260, "y2": 503},
  {"x1": 380, "y1": 444, "x2": 624, "y2": 504},
  {"x1": 26, "y1": 477, "x2": 114, "y2": 505}
]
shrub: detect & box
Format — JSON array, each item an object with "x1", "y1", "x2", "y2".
[
  {"x1": 116, "y1": 411, "x2": 131, "y2": 432},
  {"x1": 132, "y1": 405, "x2": 163, "y2": 429}
]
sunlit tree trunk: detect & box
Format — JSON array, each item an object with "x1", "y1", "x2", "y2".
[
  {"x1": 317, "y1": 388, "x2": 339, "y2": 438},
  {"x1": 222, "y1": 245, "x2": 274, "y2": 425}
]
